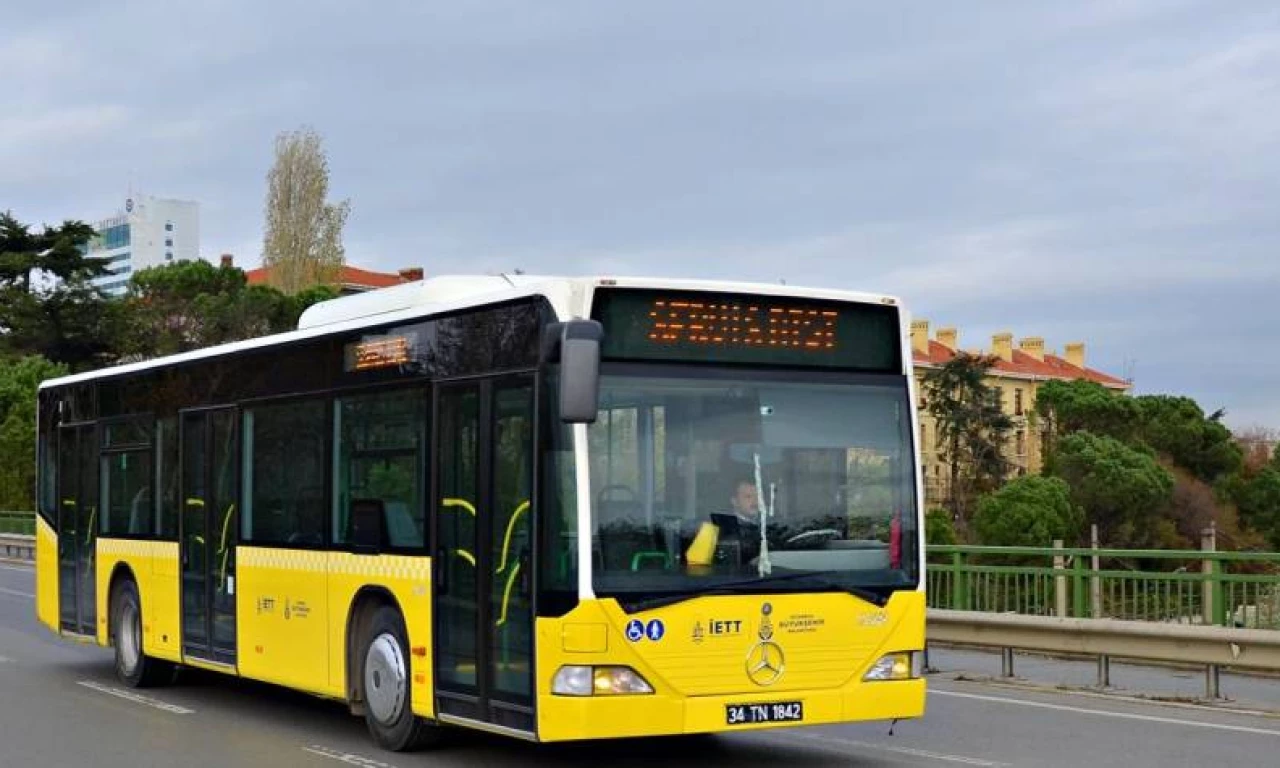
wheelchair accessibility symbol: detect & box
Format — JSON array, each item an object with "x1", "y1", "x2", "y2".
[
  {"x1": 625, "y1": 619, "x2": 645, "y2": 642},
  {"x1": 625, "y1": 618, "x2": 665, "y2": 643}
]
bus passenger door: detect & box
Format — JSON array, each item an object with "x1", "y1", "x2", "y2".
[
  {"x1": 56, "y1": 424, "x2": 97, "y2": 636},
  {"x1": 180, "y1": 409, "x2": 239, "y2": 664},
  {"x1": 434, "y1": 377, "x2": 536, "y2": 733}
]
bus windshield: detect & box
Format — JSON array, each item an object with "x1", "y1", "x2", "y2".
[{"x1": 585, "y1": 366, "x2": 919, "y2": 610}]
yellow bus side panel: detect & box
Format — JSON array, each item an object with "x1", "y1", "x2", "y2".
[
  {"x1": 325, "y1": 554, "x2": 434, "y2": 718},
  {"x1": 35, "y1": 517, "x2": 59, "y2": 633},
  {"x1": 147, "y1": 543, "x2": 181, "y2": 662},
  {"x1": 235, "y1": 549, "x2": 432, "y2": 707},
  {"x1": 237, "y1": 547, "x2": 333, "y2": 696},
  {"x1": 94, "y1": 539, "x2": 181, "y2": 663},
  {"x1": 535, "y1": 591, "x2": 927, "y2": 741}
]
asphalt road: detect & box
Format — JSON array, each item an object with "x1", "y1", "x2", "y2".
[{"x1": 3, "y1": 562, "x2": 1280, "y2": 767}]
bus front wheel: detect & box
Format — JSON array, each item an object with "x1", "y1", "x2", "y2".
[{"x1": 361, "y1": 605, "x2": 438, "y2": 751}]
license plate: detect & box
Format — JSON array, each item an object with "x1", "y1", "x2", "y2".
[{"x1": 726, "y1": 701, "x2": 804, "y2": 725}]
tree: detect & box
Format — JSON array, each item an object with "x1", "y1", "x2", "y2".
[
  {"x1": 1234, "y1": 426, "x2": 1279, "y2": 476},
  {"x1": 923, "y1": 353, "x2": 1013, "y2": 523},
  {"x1": 972, "y1": 476, "x2": 1082, "y2": 547},
  {"x1": 123, "y1": 260, "x2": 334, "y2": 358},
  {"x1": 1052, "y1": 432, "x2": 1174, "y2": 548},
  {"x1": 924, "y1": 508, "x2": 957, "y2": 546},
  {"x1": 261, "y1": 126, "x2": 350, "y2": 294},
  {"x1": 1035, "y1": 379, "x2": 1140, "y2": 461},
  {"x1": 0, "y1": 212, "x2": 119, "y2": 371},
  {"x1": 0, "y1": 356, "x2": 67, "y2": 509},
  {"x1": 1231, "y1": 468, "x2": 1280, "y2": 549},
  {"x1": 1, "y1": 278, "x2": 126, "y2": 371},
  {"x1": 1134, "y1": 395, "x2": 1241, "y2": 484},
  {"x1": 0, "y1": 212, "x2": 104, "y2": 291}
]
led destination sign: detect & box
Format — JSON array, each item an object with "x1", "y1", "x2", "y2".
[
  {"x1": 344, "y1": 334, "x2": 412, "y2": 372},
  {"x1": 590, "y1": 288, "x2": 901, "y2": 372}
]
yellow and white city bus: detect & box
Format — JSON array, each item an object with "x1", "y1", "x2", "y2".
[{"x1": 34, "y1": 275, "x2": 926, "y2": 750}]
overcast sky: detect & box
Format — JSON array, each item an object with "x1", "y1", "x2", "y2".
[{"x1": 4, "y1": 1, "x2": 1279, "y2": 427}]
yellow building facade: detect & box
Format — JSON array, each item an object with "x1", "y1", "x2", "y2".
[{"x1": 910, "y1": 321, "x2": 1130, "y2": 508}]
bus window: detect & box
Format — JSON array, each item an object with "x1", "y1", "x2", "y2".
[
  {"x1": 333, "y1": 389, "x2": 425, "y2": 549},
  {"x1": 156, "y1": 417, "x2": 179, "y2": 538},
  {"x1": 101, "y1": 419, "x2": 153, "y2": 537},
  {"x1": 242, "y1": 399, "x2": 327, "y2": 547}
]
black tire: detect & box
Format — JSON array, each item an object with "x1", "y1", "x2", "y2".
[
  {"x1": 360, "y1": 605, "x2": 440, "y2": 751},
  {"x1": 110, "y1": 579, "x2": 174, "y2": 688}
]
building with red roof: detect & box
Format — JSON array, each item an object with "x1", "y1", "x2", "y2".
[
  {"x1": 225, "y1": 254, "x2": 423, "y2": 296},
  {"x1": 911, "y1": 320, "x2": 1131, "y2": 506}
]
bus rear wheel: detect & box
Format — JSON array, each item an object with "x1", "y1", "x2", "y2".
[
  {"x1": 110, "y1": 578, "x2": 173, "y2": 688},
  {"x1": 361, "y1": 605, "x2": 438, "y2": 751}
]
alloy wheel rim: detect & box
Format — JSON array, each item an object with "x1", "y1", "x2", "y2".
[{"x1": 364, "y1": 633, "x2": 407, "y2": 725}]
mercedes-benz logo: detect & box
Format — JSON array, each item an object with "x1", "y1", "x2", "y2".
[{"x1": 745, "y1": 640, "x2": 785, "y2": 686}]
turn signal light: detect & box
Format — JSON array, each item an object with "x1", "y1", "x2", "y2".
[
  {"x1": 863, "y1": 651, "x2": 923, "y2": 682},
  {"x1": 552, "y1": 665, "x2": 654, "y2": 696}
]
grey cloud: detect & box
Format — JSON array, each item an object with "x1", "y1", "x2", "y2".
[{"x1": 4, "y1": 0, "x2": 1278, "y2": 428}]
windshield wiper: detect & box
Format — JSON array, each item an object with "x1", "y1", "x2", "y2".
[
  {"x1": 623, "y1": 587, "x2": 745, "y2": 613},
  {"x1": 618, "y1": 573, "x2": 893, "y2": 613},
  {"x1": 720, "y1": 571, "x2": 892, "y2": 607}
]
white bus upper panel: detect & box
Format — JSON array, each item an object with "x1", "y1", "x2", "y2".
[{"x1": 40, "y1": 274, "x2": 906, "y2": 390}]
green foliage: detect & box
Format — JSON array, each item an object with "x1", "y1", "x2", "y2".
[
  {"x1": 922, "y1": 353, "x2": 1014, "y2": 521},
  {"x1": 0, "y1": 278, "x2": 127, "y2": 372},
  {"x1": 1035, "y1": 379, "x2": 1140, "y2": 448},
  {"x1": 1133, "y1": 395, "x2": 1241, "y2": 483},
  {"x1": 1, "y1": 213, "x2": 120, "y2": 371},
  {"x1": 0, "y1": 212, "x2": 105, "y2": 289},
  {"x1": 924, "y1": 508, "x2": 957, "y2": 546},
  {"x1": 0, "y1": 356, "x2": 68, "y2": 509},
  {"x1": 972, "y1": 476, "x2": 1082, "y2": 547},
  {"x1": 123, "y1": 260, "x2": 313, "y2": 358},
  {"x1": 1052, "y1": 431, "x2": 1174, "y2": 548},
  {"x1": 1232, "y1": 468, "x2": 1280, "y2": 549}
]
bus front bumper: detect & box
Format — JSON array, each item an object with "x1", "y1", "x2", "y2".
[{"x1": 535, "y1": 679, "x2": 925, "y2": 742}]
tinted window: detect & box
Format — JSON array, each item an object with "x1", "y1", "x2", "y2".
[
  {"x1": 101, "y1": 449, "x2": 153, "y2": 536},
  {"x1": 333, "y1": 389, "x2": 425, "y2": 548},
  {"x1": 242, "y1": 400, "x2": 327, "y2": 546},
  {"x1": 156, "y1": 417, "x2": 179, "y2": 538}
]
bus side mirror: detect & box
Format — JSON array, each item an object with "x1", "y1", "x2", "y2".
[{"x1": 555, "y1": 319, "x2": 603, "y2": 424}]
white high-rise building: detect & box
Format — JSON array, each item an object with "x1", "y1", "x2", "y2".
[{"x1": 83, "y1": 194, "x2": 200, "y2": 296}]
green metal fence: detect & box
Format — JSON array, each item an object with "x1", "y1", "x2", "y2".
[
  {"x1": 927, "y1": 543, "x2": 1280, "y2": 629},
  {"x1": 0, "y1": 511, "x2": 35, "y2": 536}
]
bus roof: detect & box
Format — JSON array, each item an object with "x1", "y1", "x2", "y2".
[{"x1": 40, "y1": 274, "x2": 903, "y2": 390}]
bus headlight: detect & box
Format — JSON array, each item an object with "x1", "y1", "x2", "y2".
[
  {"x1": 863, "y1": 652, "x2": 923, "y2": 682},
  {"x1": 552, "y1": 665, "x2": 654, "y2": 696}
]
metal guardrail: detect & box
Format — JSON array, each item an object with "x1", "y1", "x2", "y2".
[
  {"x1": 0, "y1": 534, "x2": 35, "y2": 561},
  {"x1": 928, "y1": 608, "x2": 1280, "y2": 699},
  {"x1": 0, "y1": 511, "x2": 35, "y2": 536},
  {"x1": 927, "y1": 538, "x2": 1280, "y2": 630}
]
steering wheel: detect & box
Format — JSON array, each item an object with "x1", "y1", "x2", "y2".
[{"x1": 785, "y1": 529, "x2": 841, "y2": 546}]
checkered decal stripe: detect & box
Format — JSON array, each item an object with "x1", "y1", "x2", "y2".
[
  {"x1": 98, "y1": 538, "x2": 179, "y2": 560},
  {"x1": 239, "y1": 547, "x2": 430, "y2": 581}
]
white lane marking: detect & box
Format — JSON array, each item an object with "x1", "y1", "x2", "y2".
[
  {"x1": 0, "y1": 563, "x2": 34, "y2": 572},
  {"x1": 0, "y1": 655, "x2": 12, "y2": 663},
  {"x1": 779, "y1": 732, "x2": 1007, "y2": 766},
  {"x1": 933, "y1": 689, "x2": 1280, "y2": 737},
  {"x1": 303, "y1": 745, "x2": 401, "y2": 767},
  {"x1": 0, "y1": 586, "x2": 34, "y2": 599},
  {"x1": 76, "y1": 680, "x2": 195, "y2": 715}
]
